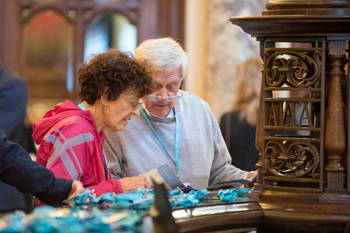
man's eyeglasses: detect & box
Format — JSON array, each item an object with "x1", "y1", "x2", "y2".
[
  {"x1": 146, "y1": 90, "x2": 183, "y2": 102},
  {"x1": 121, "y1": 94, "x2": 143, "y2": 109}
]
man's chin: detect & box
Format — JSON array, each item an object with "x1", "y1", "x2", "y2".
[
  {"x1": 150, "y1": 109, "x2": 170, "y2": 117},
  {"x1": 152, "y1": 111, "x2": 168, "y2": 117},
  {"x1": 145, "y1": 104, "x2": 172, "y2": 117}
]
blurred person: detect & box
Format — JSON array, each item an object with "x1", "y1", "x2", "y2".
[
  {"x1": 0, "y1": 64, "x2": 27, "y2": 144},
  {"x1": 219, "y1": 58, "x2": 262, "y2": 171},
  {"x1": 32, "y1": 49, "x2": 153, "y2": 204},
  {"x1": 104, "y1": 38, "x2": 257, "y2": 190},
  {"x1": 0, "y1": 64, "x2": 36, "y2": 211},
  {"x1": 0, "y1": 129, "x2": 84, "y2": 211}
]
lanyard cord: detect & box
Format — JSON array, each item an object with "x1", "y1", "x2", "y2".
[
  {"x1": 101, "y1": 147, "x2": 109, "y2": 180},
  {"x1": 139, "y1": 105, "x2": 180, "y2": 178}
]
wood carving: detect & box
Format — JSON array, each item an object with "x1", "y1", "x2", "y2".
[{"x1": 324, "y1": 40, "x2": 346, "y2": 190}]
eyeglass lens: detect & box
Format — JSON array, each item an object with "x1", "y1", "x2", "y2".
[
  {"x1": 146, "y1": 91, "x2": 183, "y2": 102},
  {"x1": 121, "y1": 94, "x2": 142, "y2": 110},
  {"x1": 132, "y1": 102, "x2": 142, "y2": 109}
]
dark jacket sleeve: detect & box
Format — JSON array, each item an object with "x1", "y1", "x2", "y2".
[{"x1": 0, "y1": 129, "x2": 72, "y2": 205}]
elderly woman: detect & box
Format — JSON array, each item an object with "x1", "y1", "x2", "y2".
[{"x1": 32, "y1": 49, "x2": 152, "y2": 203}]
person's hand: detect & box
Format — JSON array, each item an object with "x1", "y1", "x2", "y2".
[
  {"x1": 120, "y1": 175, "x2": 152, "y2": 192},
  {"x1": 245, "y1": 170, "x2": 258, "y2": 188},
  {"x1": 29, "y1": 153, "x2": 37, "y2": 161},
  {"x1": 246, "y1": 170, "x2": 257, "y2": 180},
  {"x1": 67, "y1": 180, "x2": 85, "y2": 200}
]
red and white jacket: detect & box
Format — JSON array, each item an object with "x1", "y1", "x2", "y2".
[{"x1": 32, "y1": 100, "x2": 123, "y2": 204}]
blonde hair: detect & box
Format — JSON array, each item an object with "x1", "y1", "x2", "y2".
[
  {"x1": 134, "y1": 38, "x2": 188, "y2": 79},
  {"x1": 232, "y1": 58, "x2": 262, "y2": 127}
]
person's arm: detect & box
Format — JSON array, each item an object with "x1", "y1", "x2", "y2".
[
  {"x1": 86, "y1": 175, "x2": 152, "y2": 196},
  {"x1": 0, "y1": 129, "x2": 80, "y2": 205},
  {"x1": 86, "y1": 179, "x2": 123, "y2": 196},
  {"x1": 39, "y1": 124, "x2": 151, "y2": 197}
]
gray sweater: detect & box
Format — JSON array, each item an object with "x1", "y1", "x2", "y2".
[{"x1": 104, "y1": 91, "x2": 248, "y2": 190}]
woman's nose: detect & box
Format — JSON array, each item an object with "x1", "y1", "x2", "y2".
[{"x1": 132, "y1": 106, "x2": 140, "y2": 116}]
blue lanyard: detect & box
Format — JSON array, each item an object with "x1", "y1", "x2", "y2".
[{"x1": 139, "y1": 106, "x2": 180, "y2": 178}]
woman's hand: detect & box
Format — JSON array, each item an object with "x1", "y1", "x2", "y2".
[{"x1": 120, "y1": 175, "x2": 152, "y2": 192}]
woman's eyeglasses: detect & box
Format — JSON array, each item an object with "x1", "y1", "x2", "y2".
[
  {"x1": 146, "y1": 90, "x2": 183, "y2": 102},
  {"x1": 121, "y1": 94, "x2": 143, "y2": 110}
]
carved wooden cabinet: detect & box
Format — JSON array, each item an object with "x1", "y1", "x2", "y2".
[
  {"x1": 231, "y1": 0, "x2": 350, "y2": 202},
  {"x1": 229, "y1": 0, "x2": 350, "y2": 231}
]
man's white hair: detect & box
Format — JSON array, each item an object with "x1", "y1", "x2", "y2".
[{"x1": 135, "y1": 38, "x2": 188, "y2": 80}]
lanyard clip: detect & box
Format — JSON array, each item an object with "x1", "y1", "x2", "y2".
[{"x1": 177, "y1": 171, "x2": 179, "y2": 178}]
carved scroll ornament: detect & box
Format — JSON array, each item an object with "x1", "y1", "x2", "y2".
[
  {"x1": 265, "y1": 51, "x2": 321, "y2": 88},
  {"x1": 265, "y1": 140, "x2": 320, "y2": 179}
]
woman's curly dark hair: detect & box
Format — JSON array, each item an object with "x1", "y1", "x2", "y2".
[{"x1": 79, "y1": 49, "x2": 152, "y2": 104}]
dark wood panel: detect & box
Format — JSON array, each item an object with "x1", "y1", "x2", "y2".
[
  {"x1": 138, "y1": 0, "x2": 158, "y2": 43},
  {"x1": 158, "y1": 0, "x2": 185, "y2": 46},
  {"x1": 0, "y1": 0, "x2": 22, "y2": 75},
  {"x1": 0, "y1": 0, "x2": 185, "y2": 100}
]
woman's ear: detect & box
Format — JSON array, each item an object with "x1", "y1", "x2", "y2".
[
  {"x1": 100, "y1": 95, "x2": 108, "y2": 109},
  {"x1": 100, "y1": 87, "x2": 110, "y2": 103},
  {"x1": 100, "y1": 94, "x2": 107, "y2": 105}
]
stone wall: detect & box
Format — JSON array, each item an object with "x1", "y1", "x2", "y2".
[{"x1": 204, "y1": 0, "x2": 268, "y2": 120}]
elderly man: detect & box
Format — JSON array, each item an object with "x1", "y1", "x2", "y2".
[{"x1": 104, "y1": 38, "x2": 256, "y2": 190}]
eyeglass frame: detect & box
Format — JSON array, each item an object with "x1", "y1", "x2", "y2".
[
  {"x1": 145, "y1": 90, "x2": 184, "y2": 102},
  {"x1": 121, "y1": 94, "x2": 143, "y2": 110}
]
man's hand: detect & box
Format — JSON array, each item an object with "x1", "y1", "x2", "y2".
[
  {"x1": 68, "y1": 180, "x2": 85, "y2": 200},
  {"x1": 120, "y1": 174, "x2": 152, "y2": 192},
  {"x1": 246, "y1": 170, "x2": 257, "y2": 181},
  {"x1": 245, "y1": 170, "x2": 258, "y2": 188}
]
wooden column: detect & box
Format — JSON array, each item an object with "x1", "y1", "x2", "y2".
[
  {"x1": 72, "y1": 2, "x2": 87, "y2": 101},
  {"x1": 324, "y1": 40, "x2": 346, "y2": 192},
  {"x1": 249, "y1": 41, "x2": 265, "y2": 201}
]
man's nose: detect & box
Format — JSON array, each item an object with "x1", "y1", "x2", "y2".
[{"x1": 157, "y1": 88, "x2": 168, "y2": 98}]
